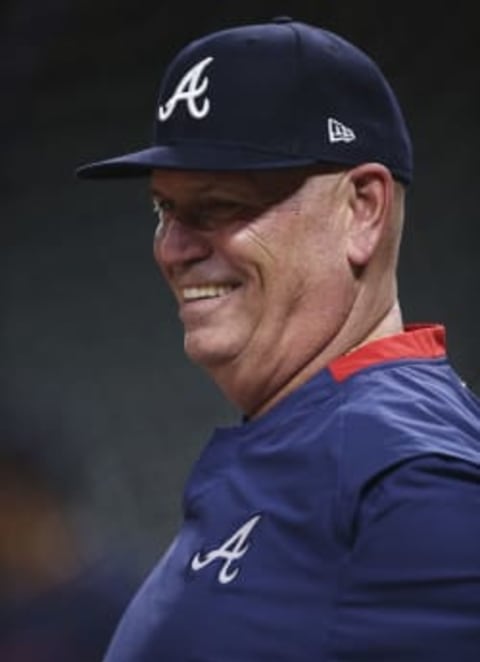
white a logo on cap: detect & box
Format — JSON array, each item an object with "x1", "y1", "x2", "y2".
[
  {"x1": 158, "y1": 56, "x2": 214, "y2": 121},
  {"x1": 328, "y1": 117, "x2": 356, "y2": 143}
]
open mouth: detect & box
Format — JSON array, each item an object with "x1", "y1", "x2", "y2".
[{"x1": 182, "y1": 284, "x2": 239, "y2": 301}]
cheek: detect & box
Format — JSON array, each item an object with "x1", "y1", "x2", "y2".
[
  {"x1": 284, "y1": 232, "x2": 353, "y2": 322},
  {"x1": 229, "y1": 222, "x2": 277, "y2": 267},
  {"x1": 232, "y1": 229, "x2": 306, "y2": 321}
]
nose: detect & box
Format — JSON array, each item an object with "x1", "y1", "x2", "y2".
[{"x1": 153, "y1": 217, "x2": 211, "y2": 272}]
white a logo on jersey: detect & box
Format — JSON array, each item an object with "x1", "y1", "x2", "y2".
[
  {"x1": 190, "y1": 514, "x2": 261, "y2": 584},
  {"x1": 158, "y1": 56, "x2": 214, "y2": 121}
]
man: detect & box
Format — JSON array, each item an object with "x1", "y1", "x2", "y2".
[{"x1": 77, "y1": 18, "x2": 480, "y2": 661}]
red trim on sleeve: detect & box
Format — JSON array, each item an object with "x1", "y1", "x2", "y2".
[{"x1": 329, "y1": 324, "x2": 446, "y2": 382}]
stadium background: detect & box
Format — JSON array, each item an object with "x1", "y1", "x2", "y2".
[{"x1": 2, "y1": 0, "x2": 479, "y2": 574}]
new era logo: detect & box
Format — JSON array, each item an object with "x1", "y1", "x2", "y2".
[{"x1": 328, "y1": 117, "x2": 356, "y2": 143}]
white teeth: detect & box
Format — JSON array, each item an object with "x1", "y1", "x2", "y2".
[{"x1": 183, "y1": 285, "x2": 235, "y2": 301}]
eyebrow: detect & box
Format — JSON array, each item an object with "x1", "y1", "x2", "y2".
[
  {"x1": 149, "y1": 170, "x2": 309, "y2": 210},
  {"x1": 149, "y1": 171, "x2": 264, "y2": 198}
]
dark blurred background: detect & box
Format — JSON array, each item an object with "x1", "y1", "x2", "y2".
[{"x1": 2, "y1": 0, "x2": 479, "y2": 580}]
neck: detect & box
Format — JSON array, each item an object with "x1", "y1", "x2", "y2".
[{"x1": 248, "y1": 299, "x2": 403, "y2": 419}]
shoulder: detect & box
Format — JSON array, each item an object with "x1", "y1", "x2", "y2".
[
  {"x1": 337, "y1": 358, "x2": 480, "y2": 475},
  {"x1": 330, "y1": 359, "x2": 480, "y2": 537}
]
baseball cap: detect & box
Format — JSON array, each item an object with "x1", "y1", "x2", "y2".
[{"x1": 76, "y1": 17, "x2": 413, "y2": 184}]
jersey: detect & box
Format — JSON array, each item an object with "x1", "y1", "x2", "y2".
[{"x1": 104, "y1": 324, "x2": 480, "y2": 661}]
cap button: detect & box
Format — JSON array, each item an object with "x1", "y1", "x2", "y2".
[{"x1": 271, "y1": 16, "x2": 294, "y2": 23}]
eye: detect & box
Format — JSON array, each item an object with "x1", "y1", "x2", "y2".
[
  {"x1": 152, "y1": 198, "x2": 173, "y2": 232},
  {"x1": 193, "y1": 201, "x2": 257, "y2": 230},
  {"x1": 151, "y1": 197, "x2": 259, "y2": 233}
]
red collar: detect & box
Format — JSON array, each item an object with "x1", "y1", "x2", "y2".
[{"x1": 329, "y1": 324, "x2": 446, "y2": 382}]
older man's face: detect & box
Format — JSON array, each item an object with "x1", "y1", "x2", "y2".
[{"x1": 152, "y1": 167, "x2": 355, "y2": 412}]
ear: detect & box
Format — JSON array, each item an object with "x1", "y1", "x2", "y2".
[{"x1": 345, "y1": 163, "x2": 394, "y2": 267}]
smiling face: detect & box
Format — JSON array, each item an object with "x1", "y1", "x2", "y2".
[{"x1": 151, "y1": 167, "x2": 359, "y2": 414}]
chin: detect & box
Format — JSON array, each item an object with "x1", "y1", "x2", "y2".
[{"x1": 183, "y1": 331, "x2": 238, "y2": 369}]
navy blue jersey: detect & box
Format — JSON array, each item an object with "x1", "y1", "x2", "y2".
[{"x1": 104, "y1": 325, "x2": 480, "y2": 661}]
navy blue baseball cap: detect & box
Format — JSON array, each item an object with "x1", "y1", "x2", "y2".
[{"x1": 76, "y1": 17, "x2": 413, "y2": 184}]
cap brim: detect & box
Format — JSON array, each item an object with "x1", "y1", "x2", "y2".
[{"x1": 75, "y1": 143, "x2": 318, "y2": 179}]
